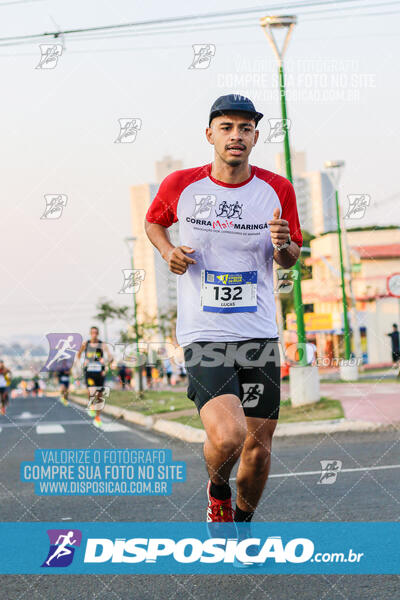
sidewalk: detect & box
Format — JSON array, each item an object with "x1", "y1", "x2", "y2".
[
  {"x1": 282, "y1": 382, "x2": 399, "y2": 425},
  {"x1": 69, "y1": 378, "x2": 398, "y2": 444}
]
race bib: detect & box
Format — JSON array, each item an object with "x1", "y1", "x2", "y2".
[
  {"x1": 87, "y1": 362, "x2": 102, "y2": 373},
  {"x1": 0, "y1": 375, "x2": 6, "y2": 387},
  {"x1": 200, "y1": 269, "x2": 257, "y2": 313}
]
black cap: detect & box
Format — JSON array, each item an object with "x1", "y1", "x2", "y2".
[{"x1": 209, "y1": 94, "x2": 263, "y2": 126}]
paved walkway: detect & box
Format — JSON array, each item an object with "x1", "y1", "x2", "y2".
[
  {"x1": 135, "y1": 381, "x2": 399, "y2": 426},
  {"x1": 282, "y1": 382, "x2": 399, "y2": 425}
]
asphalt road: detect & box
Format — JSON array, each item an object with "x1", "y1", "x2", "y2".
[{"x1": 0, "y1": 394, "x2": 398, "y2": 600}]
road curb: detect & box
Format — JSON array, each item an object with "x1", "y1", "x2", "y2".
[
  {"x1": 69, "y1": 394, "x2": 154, "y2": 428},
  {"x1": 69, "y1": 395, "x2": 388, "y2": 443},
  {"x1": 153, "y1": 419, "x2": 206, "y2": 443},
  {"x1": 274, "y1": 418, "x2": 384, "y2": 437}
]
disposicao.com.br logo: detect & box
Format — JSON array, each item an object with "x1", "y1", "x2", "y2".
[
  {"x1": 27, "y1": 523, "x2": 377, "y2": 575},
  {"x1": 83, "y1": 535, "x2": 362, "y2": 566}
]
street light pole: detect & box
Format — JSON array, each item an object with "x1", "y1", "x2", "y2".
[
  {"x1": 335, "y1": 189, "x2": 352, "y2": 360},
  {"x1": 340, "y1": 213, "x2": 363, "y2": 364},
  {"x1": 261, "y1": 15, "x2": 307, "y2": 366},
  {"x1": 125, "y1": 236, "x2": 143, "y2": 392},
  {"x1": 324, "y1": 161, "x2": 351, "y2": 361}
]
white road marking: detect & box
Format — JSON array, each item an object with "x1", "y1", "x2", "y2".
[
  {"x1": 230, "y1": 464, "x2": 400, "y2": 481},
  {"x1": 0, "y1": 420, "x2": 91, "y2": 429},
  {"x1": 0, "y1": 419, "x2": 160, "y2": 442},
  {"x1": 16, "y1": 412, "x2": 40, "y2": 419},
  {"x1": 100, "y1": 423, "x2": 130, "y2": 432},
  {"x1": 129, "y1": 428, "x2": 160, "y2": 443},
  {"x1": 36, "y1": 424, "x2": 66, "y2": 434}
]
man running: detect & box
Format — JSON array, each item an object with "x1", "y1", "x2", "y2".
[
  {"x1": 387, "y1": 323, "x2": 400, "y2": 370},
  {"x1": 77, "y1": 327, "x2": 113, "y2": 428},
  {"x1": 57, "y1": 359, "x2": 71, "y2": 406},
  {"x1": 31, "y1": 375, "x2": 40, "y2": 398},
  {"x1": 118, "y1": 363, "x2": 127, "y2": 389},
  {"x1": 145, "y1": 95, "x2": 302, "y2": 525},
  {"x1": 0, "y1": 360, "x2": 11, "y2": 415},
  {"x1": 45, "y1": 531, "x2": 77, "y2": 566}
]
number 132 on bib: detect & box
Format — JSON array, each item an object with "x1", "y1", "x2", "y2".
[{"x1": 200, "y1": 269, "x2": 257, "y2": 313}]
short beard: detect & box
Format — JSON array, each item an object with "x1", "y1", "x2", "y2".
[{"x1": 224, "y1": 157, "x2": 243, "y2": 167}]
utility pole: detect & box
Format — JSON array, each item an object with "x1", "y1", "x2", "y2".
[{"x1": 125, "y1": 236, "x2": 143, "y2": 391}]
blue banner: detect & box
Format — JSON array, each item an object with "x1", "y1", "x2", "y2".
[{"x1": 0, "y1": 522, "x2": 398, "y2": 574}]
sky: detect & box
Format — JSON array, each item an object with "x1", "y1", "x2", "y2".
[{"x1": 0, "y1": 0, "x2": 399, "y2": 344}]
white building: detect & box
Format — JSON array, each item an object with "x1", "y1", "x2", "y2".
[
  {"x1": 275, "y1": 150, "x2": 307, "y2": 177},
  {"x1": 130, "y1": 158, "x2": 182, "y2": 331},
  {"x1": 155, "y1": 155, "x2": 183, "y2": 184}
]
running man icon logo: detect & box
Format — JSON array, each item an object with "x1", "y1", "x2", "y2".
[
  {"x1": 188, "y1": 44, "x2": 216, "y2": 69},
  {"x1": 192, "y1": 194, "x2": 216, "y2": 219},
  {"x1": 41, "y1": 194, "x2": 68, "y2": 219},
  {"x1": 265, "y1": 119, "x2": 291, "y2": 143},
  {"x1": 87, "y1": 386, "x2": 110, "y2": 411},
  {"x1": 114, "y1": 118, "x2": 142, "y2": 143},
  {"x1": 344, "y1": 194, "x2": 371, "y2": 219},
  {"x1": 119, "y1": 269, "x2": 146, "y2": 294},
  {"x1": 42, "y1": 333, "x2": 82, "y2": 372},
  {"x1": 242, "y1": 383, "x2": 264, "y2": 408},
  {"x1": 318, "y1": 460, "x2": 343, "y2": 484},
  {"x1": 275, "y1": 268, "x2": 299, "y2": 294},
  {"x1": 42, "y1": 529, "x2": 82, "y2": 568},
  {"x1": 36, "y1": 44, "x2": 63, "y2": 69}
]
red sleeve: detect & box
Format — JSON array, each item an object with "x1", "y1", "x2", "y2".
[
  {"x1": 145, "y1": 172, "x2": 180, "y2": 228},
  {"x1": 254, "y1": 167, "x2": 303, "y2": 247},
  {"x1": 281, "y1": 181, "x2": 303, "y2": 248},
  {"x1": 145, "y1": 165, "x2": 209, "y2": 228}
]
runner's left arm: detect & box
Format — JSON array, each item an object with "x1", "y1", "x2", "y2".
[
  {"x1": 273, "y1": 240, "x2": 300, "y2": 268},
  {"x1": 269, "y1": 180, "x2": 302, "y2": 268},
  {"x1": 103, "y1": 343, "x2": 113, "y2": 366}
]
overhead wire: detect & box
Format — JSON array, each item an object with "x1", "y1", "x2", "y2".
[
  {"x1": 65, "y1": 6, "x2": 400, "y2": 44},
  {"x1": 0, "y1": 3, "x2": 398, "y2": 49},
  {"x1": 0, "y1": 0, "x2": 389, "y2": 46}
]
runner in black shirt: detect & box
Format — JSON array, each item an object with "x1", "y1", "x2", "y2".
[
  {"x1": 77, "y1": 326, "x2": 113, "y2": 428},
  {"x1": 387, "y1": 324, "x2": 400, "y2": 369}
]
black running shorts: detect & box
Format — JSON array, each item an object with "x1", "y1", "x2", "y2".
[
  {"x1": 184, "y1": 338, "x2": 280, "y2": 419},
  {"x1": 85, "y1": 371, "x2": 105, "y2": 388}
]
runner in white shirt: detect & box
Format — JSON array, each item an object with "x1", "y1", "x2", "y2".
[{"x1": 145, "y1": 94, "x2": 302, "y2": 525}]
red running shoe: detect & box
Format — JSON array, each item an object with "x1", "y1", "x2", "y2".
[{"x1": 206, "y1": 480, "x2": 235, "y2": 522}]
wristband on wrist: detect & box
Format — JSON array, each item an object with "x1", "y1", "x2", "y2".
[{"x1": 272, "y1": 233, "x2": 291, "y2": 251}]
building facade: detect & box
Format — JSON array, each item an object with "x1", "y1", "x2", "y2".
[{"x1": 300, "y1": 228, "x2": 400, "y2": 364}]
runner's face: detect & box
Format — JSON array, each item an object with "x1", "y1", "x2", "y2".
[
  {"x1": 90, "y1": 328, "x2": 99, "y2": 342},
  {"x1": 206, "y1": 113, "x2": 259, "y2": 167}
]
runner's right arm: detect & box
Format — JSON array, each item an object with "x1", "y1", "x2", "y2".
[
  {"x1": 76, "y1": 341, "x2": 87, "y2": 361},
  {"x1": 144, "y1": 221, "x2": 196, "y2": 275}
]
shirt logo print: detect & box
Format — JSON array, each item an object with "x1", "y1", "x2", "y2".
[{"x1": 215, "y1": 200, "x2": 243, "y2": 220}]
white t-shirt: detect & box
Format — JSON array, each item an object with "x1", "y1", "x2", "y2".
[{"x1": 146, "y1": 163, "x2": 302, "y2": 346}]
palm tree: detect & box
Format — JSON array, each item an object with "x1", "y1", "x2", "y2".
[{"x1": 94, "y1": 299, "x2": 120, "y2": 341}]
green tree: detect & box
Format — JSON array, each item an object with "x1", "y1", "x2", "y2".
[{"x1": 94, "y1": 299, "x2": 122, "y2": 341}]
